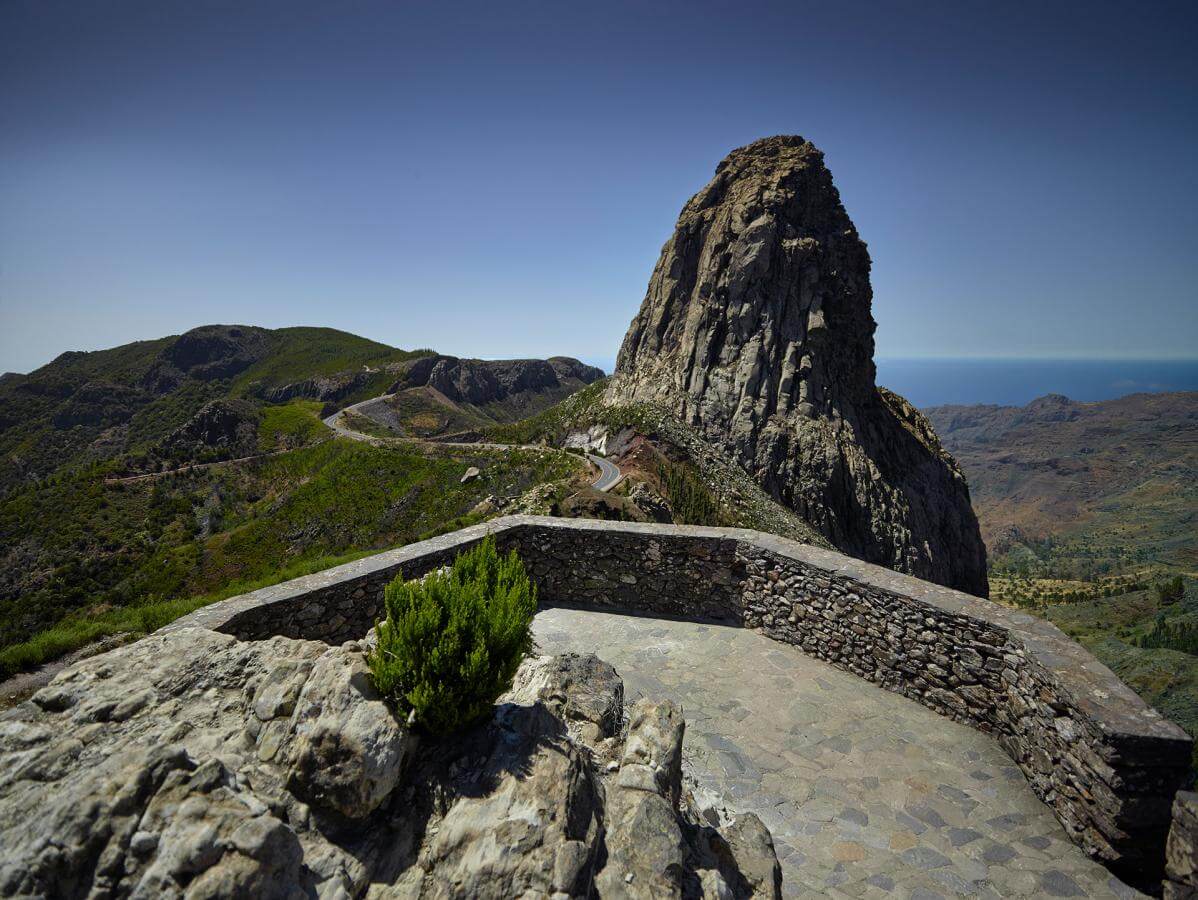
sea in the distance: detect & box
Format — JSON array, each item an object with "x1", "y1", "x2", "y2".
[
  {"x1": 581, "y1": 357, "x2": 1198, "y2": 409},
  {"x1": 877, "y1": 358, "x2": 1198, "y2": 408}
]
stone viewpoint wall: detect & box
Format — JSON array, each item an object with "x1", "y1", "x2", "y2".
[
  {"x1": 167, "y1": 515, "x2": 1192, "y2": 881},
  {"x1": 1165, "y1": 792, "x2": 1198, "y2": 898}
]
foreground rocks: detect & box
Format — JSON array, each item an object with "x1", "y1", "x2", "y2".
[
  {"x1": 0, "y1": 629, "x2": 780, "y2": 898},
  {"x1": 609, "y1": 135, "x2": 988, "y2": 595}
]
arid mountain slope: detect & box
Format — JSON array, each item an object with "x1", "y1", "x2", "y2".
[
  {"x1": 925, "y1": 391, "x2": 1198, "y2": 573},
  {"x1": 609, "y1": 135, "x2": 987, "y2": 595}
]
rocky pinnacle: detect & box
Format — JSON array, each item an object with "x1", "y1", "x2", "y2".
[{"x1": 610, "y1": 135, "x2": 988, "y2": 595}]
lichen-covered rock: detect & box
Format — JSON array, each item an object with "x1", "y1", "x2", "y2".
[
  {"x1": 0, "y1": 628, "x2": 409, "y2": 898},
  {"x1": 610, "y1": 135, "x2": 988, "y2": 595},
  {"x1": 283, "y1": 647, "x2": 409, "y2": 818},
  {"x1": 0, "y1": 632, "x2": 778, "y2": 898}
]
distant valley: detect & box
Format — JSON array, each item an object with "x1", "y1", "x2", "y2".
[
  {"x1": 925, "y1": 391, "x2": 1196, "y2": 581},
  {"x1": 925, "y1": 391, "x2": 1198, "y2": 765}
]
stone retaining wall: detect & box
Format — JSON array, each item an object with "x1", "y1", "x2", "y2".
[
  {"x1": 1165, "y1": 792, "x2": 1198, "y2": 898},
  {"x1": 167, "y1": 515, "x2": 1192, "y2": 881}
]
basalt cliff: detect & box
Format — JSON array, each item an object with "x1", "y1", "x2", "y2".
[{"x1": 609, "y1": 136, "x2": 988, "y2": 595}]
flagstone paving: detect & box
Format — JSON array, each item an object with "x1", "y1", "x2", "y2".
[{"x1": 533, "y1": 607, "x2": 1144, "y2": 899}]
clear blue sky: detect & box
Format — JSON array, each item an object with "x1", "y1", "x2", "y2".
[{"x1": 2, "y1": 0, "x2": 1195, "y2": 374}]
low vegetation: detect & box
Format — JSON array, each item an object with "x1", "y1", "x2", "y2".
[
  {"x1": 656, "y1": 459, "x2": 726, "y2": 526},
  {"x1": 0, "y1": 441, "x2": 575, "y2": 677},
  {"x1": 486, "y1": 380, "x2": 825, "y2": 545},
  {"x1": 368, "y1": 536, "x2": 536, "y2": 734},
  {"x1": 258, "y1": 399, "x2": 329, "y2": 449}
]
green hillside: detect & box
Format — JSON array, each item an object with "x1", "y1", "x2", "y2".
[
  {"x1": 0, "y1": 325, "x2": 608, "y2": 679},
  {"x1": 226, "y1": 326, "x2": 430, "y2": 393},
  {"x1": 0, "y1": 437, "x2": 580, "y2": 676},
  {"x1": 0, "y1": 324, "x2": 433, "y2": 493}
]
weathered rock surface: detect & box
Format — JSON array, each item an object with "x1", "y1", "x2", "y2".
[
  {"x1": 0, "y1": 629, "x2": 779, "y2": 898},
  {"x1": 160, "y1": 398, "x2": 262, "y2": 457},
  {"x1": 143, "y1": 324, "x2": 272, "y2": 393},
  {"x1": 1165, "y1": 791, "x2": 1198, "y2": 899},
  {"x1": 610, "y1": 135, "x2": 987, "y2": 595},
  {"x1": 259, "y1": 371, "x2": 375, "y2": 405}
]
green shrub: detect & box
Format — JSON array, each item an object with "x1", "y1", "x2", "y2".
[{"x1": 367, "y1": 536, "x2": 536, "y2": 734}]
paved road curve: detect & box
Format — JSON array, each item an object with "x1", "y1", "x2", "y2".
[
  {"x1": 323, "y1": 399, "x2": 621, "y2": 492},
  {"x1": 587, "y1": 453, "x2": 621, "y2": 491}
]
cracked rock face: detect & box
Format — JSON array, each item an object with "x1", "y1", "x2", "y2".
[
  {"x1": 610, "y1": 135, "x2": 987, "y2": 595},
  {"x1": 0, "y1": 631, "x2": 779, "y2": 899}
]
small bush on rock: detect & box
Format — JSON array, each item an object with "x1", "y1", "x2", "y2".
[{"x1": 367, "y1": 536, "x2": 536, "y2": 734}]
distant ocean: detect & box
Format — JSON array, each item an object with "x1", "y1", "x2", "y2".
[
  {"x1": 581, "y1": 357, "x2": 1198, "y2": 409},
  {"x1": 876, "y1": 358, "x2": 1198, "y2": 408}
]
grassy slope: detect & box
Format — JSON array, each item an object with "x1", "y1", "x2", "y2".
[
  {"x1": 1, "y1": 327, "x2": 630, "y2": 678},
  {"x1": 229, "y1": 326, "x2": 424, "y2": 390},
  {"x1": 0, "y1": 435, "x2": 577, "y2": 675}
]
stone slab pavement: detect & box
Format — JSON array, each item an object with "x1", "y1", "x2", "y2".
[{"x1": 533, "y1": 607, "x2": 1144, "y2": 899}]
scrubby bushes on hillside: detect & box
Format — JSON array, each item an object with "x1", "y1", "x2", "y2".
[
  {"x1": 367, "y1": 536, "x2": 536, "y2": 734},
  {"x1": 657, "y1": 460, "x2": 724, "y2": 526}
]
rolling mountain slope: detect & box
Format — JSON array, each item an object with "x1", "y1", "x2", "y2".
[
  {"x1": 925, "y1": 391, "x2": 1198, "y2": 577},
  {"x1": 926, "y1": 391, "x2": 1198, "y2": 770},
  {"x1": 0, "y1": 326, "x2": 603, "y2": 676},
  {"x1": 0, "y1": 325, "x2": 433, "y2": 492}
]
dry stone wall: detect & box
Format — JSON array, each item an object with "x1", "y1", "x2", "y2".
[
  {"x1": 166, "y1": 515, "x2": 1192, "y2": 882},
  {"x1": 1165, "y1": 792, "x2": 1198, "y2": 899}
]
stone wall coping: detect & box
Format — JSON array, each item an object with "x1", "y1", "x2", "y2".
[
  {"x1": 524, "y1": 518, "x2": 1189, "y2": 745},
  {"x1": 167, "y1": 514, "x2": 1189, "y2": 748}
]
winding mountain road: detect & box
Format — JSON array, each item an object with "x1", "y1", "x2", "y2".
[
  {"x1": 323, "y1": 398, "x2": 621, "y2": 492},
  {"x1": 587, "y1": 453, "x2": 621, "y2": 491}
]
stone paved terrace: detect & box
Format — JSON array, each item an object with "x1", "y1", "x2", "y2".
[
  {"x1": 166, "y1": 515, "x2": 1193, "y2": 889},
  {"x1": 534, "y1": 607, "x2": 1143, "y2": 899}
]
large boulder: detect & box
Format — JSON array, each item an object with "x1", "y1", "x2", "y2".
[
  {"x1": 610, "y1": 135, "x2": 988, "y2": 595},
  {"x1": 0, "y1": 629, "x2": 411, "y2": 898}
]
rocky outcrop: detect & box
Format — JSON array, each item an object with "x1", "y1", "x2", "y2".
[
  {"x1": 0, "y1": 629, "x2": 779, "y2": 898},
  {"x1": 1165, "y1": 792, "x2": 1198, "y2": 899},
  {"x1": 160, "y1": 398, "x2": 262, "y2": 457},
  {"x1": 397, "y1": 355, "x2": 603, "y2": 408},
  {"x1": 610, "y1": 135, "x2": 987, "y2": 595},
  {"x1": 258, "y1": 371, "x2": 374, "y2": 404},
  {"x1": 142, "y1": 325, "x2": 272, "y2": 393}
]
